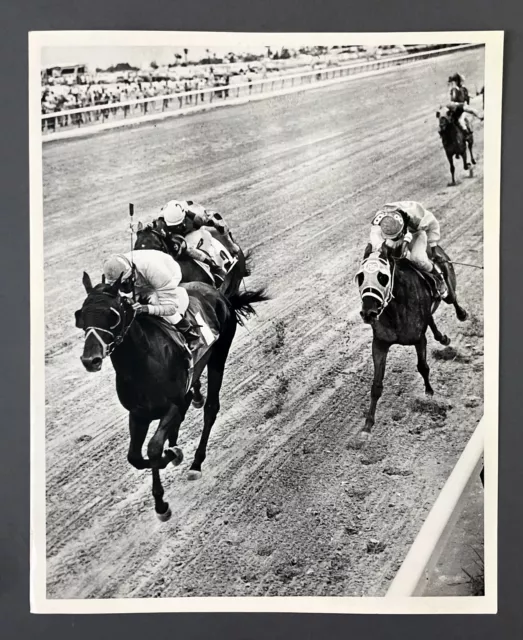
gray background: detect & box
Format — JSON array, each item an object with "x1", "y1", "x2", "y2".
[{"x1": 1, "y1": 0, "x2": 521, "y2": 637}]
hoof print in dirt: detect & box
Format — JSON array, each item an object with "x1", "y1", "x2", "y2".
[
  {"x1": 345, "y1": 486, "x2": 371, "y2": 501},
  {"x1": 302, "y1": 443, "x2": 315, "y2": 455},
  {"x1": 345, "y1": 522, "x2": 359, "y2": 535},
  {"x1": 465, "y1": 395, "x2": 482, "y2": 408},
  {"x1": 266, "y1": 503, "x2": 282, "y2": 519},
  {"x1": 432, "y1": 346, "x2": 471, "y2": 364},
  {"x1": 366, "y1": 539, "x2": 386, "y2": 554},
  {"x1": 411, "y1": 397, "x2": 448, "y2": 420},
  {"x1": 360, "y1": 443, "x2": 387, "y2": 465},
  {"x1": 76, "y1": 434, "x2": 93, "y2": 444},
  {"x1": 383, "y1": 466, "x2": 413, "y2": 477}
]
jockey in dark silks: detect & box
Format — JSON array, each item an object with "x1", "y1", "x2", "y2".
[
  {"x1": 447, "y1": 72, "x2": 483, "y2": 135},
  {"x1": 158, "y1": 200, "x2": 240, "y2": 283}
]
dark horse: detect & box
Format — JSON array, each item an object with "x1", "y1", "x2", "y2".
[
  {"x1": 436, "y1": 107, "x2": 476, "y2": 186},
  {"x1": 75, "y1": 272, "x2": 268, "y2": 520},
  {"x1": 134, "y1": 220, "x2": 252, "y2": 297},
  {"x1": 356, "y1": 243, "x2": 467, "y2": 436}
]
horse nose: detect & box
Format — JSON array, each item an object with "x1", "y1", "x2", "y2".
[
  {"x1": 81, "y1": 354, "x2": 103, "y2": 372},
  {"x1": 361, "y1": 309, "x2": 378, "y2": 324}
]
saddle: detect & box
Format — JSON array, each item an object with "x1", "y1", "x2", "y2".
[
  {"x1": 140, "y1": 296, "x2": 219, "y2": 379},
  {"x1": 401, "y1": 260, "x2": 442, "y2": 312}
]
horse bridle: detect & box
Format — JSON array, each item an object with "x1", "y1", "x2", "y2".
[
  {"x1": 138, "y1": 225, "x2": 185, "y2": 258},
  {"x1": 358, "y1": 255, "x2": 396, "y2": 318},
  {"x1": 84, "y1": 295, "x2": 136, "y2": 358}
]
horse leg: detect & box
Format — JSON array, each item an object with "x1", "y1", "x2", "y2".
[
  {"x1": 468, "y1": 135, "x2": 476, "y2": 165},
  {"x1": 435, "y1": 255, "x2": 468, "y2": 321},
  {"x1": 147, "y1": 404, "x2": 185, "y2": 521},
  {"x1": 462, "y1": 146, "x2": 470, "y2": 171},
  {"x1": 192, "y1": 378, "x2": 205, "y2": 409},
  {"x1": 188, "y1": 331, "x2": 234, "y2": 481},
  {"x1": 363, "y1": 338, "x2": 390, "y2": 436},
  {"x1": 415, "y1": 334, "x2": 434, "y2": 396},
  {"x1": 447, "y1": 152, "x2": 456, "y2": 186},
  {"x1": 428, "y1": 314, "x2": 450, "y2": 345},
  {"x1": 127, "y1": 413, "x2": 151, "y2": 470}
]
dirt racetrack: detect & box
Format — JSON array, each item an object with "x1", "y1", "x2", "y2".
[{"x1": 43, "y1": 48, "x2": 485, "y2": 598}]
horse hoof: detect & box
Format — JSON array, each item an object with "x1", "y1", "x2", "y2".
[
  {"x1": 440, "y1": 335, "x2": 451, "y2": 346},
  {"x1": 187, "y1": 470, "x2": 202, "y2": 481},
  {"x1": 192, "y1": 398, "x2": 205, "y2": 409},
  {"x1": 168, "y1": 447, "x2": 184, "y2": 467},
  {"x1": 425, "y1": 387, "x2": 434, "y2": 397},
  {"x1": 157, "y1": 506, "x2": 172, "y2": 522},
  {"x1": 457, "y1": 308, "x2": 468, "y2": 322}
]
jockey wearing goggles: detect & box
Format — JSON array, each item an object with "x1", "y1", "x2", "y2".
[
  {"x1": 369, "y1": 201, "x2": 448, "y2": 298},
  {"x1": 103, "y1": 249, "x2": 200, "y2": 349}
]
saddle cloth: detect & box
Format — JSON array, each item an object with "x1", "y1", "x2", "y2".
[{"x1": 140, "y1": 294, "x2": 219, "y2": 390}]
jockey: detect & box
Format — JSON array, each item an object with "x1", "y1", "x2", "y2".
[
  {"x1": 447, "y1": 72, "x2": 483, "y2": 135},
  {"x1": 102, "y1": 249, "x2": 200, "y2": 349},
  {"x1": 369, "y1": 201, "x2": 448, "y2": 299},
  {"x1": 159, "y1": 199, "x2": 240, "y2": 269}
]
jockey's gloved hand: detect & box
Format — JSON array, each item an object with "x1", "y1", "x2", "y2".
[{"x1": 132, "y1": 303, "x2": 147, "y2": 314}]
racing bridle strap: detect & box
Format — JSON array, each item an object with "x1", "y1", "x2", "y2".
[{"x1": 84, "y1": 303, "x2": 135, "y2": 358}]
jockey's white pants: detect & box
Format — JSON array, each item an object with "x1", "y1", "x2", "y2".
[
  {"x1": 408, "y1": 230, "x2": 434, "y2": 273},
  {"x1": 459, "y1": 112, "x2": 472, "y2": 132},
  {"x1": 148, "y1": 287, "x2": 189, "y2": 325}
]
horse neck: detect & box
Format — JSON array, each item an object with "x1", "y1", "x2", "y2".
[{"x1": 110, "y1": 317, "x2": 187, "y2": 379}]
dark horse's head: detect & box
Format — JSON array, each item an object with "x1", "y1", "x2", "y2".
[
  {"x1": 134, "y1": 220, "x2": 169, "y2": 252},
  {"x1": 436, "y1": 107, "x2": 454, "y2": 135},
  {"x1": 75, "y1": 272, "x2": 135, "y2": 372},
  {"x1": 355, "y1": 246, "x2": 394, "y2": 325}
]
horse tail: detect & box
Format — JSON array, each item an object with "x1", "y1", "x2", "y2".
[
  {"x1": 226, "y1": 288, "x2": 269, "y2": 326},
  {"x1": 243, "y1": 249, "x2": 254, "y2": 277}
]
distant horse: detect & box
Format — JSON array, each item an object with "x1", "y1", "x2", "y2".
[
  {"x1": 134, "y1": 220, "x2": 252, "y2": 297},
  {"x1": 356, "y1": 243, "x2": 467, "y2": 436},
  {"x1": 436, "y1": 107, "x2": 476, "y2": 186},
  {"x1": 75, "y1": 272, "x2": 268, "y2": 521}
]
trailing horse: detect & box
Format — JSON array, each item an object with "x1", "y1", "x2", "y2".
[
  {"x1": 436, "y1": 108, "x2": 476, "y2": 186},
  {"x1": 355, "y1": 243, "x2": 467, "y2": 436},
  {"x1": 134, "y1": 220, "x2": 252, "y2": 297},
  {"x1": 75, "y1": 272, "x2": 268, "y2": 521}
]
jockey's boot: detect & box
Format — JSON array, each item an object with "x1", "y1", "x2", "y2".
[
  {"x1": 176, "y1": 315, "x2": 201, "y2": 351},
  {"x1": 432, "y1": 263, "x2": 448, "y2": 299},
  {"x1": 208, "y1": 260, "x2": 227, "y2": 286}
]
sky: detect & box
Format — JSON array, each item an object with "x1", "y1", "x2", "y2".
[{"x1": 41, "y1": 45, "x2": 280, "y2": 69}]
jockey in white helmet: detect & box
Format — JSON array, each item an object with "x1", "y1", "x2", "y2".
[
  {"x1": 369, "y1": 201, "x2": 448, "y2": 299},
  {"x1": 102, "y1": 249, "x2": 200, "y2": 348},
  {"x1": 160, "y1": 199, "x2": 240, "y2": 269}
]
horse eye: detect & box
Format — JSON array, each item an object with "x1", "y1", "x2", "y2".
[{"x1": 377, "y1": 273, "x2": 389, "y2": 286}]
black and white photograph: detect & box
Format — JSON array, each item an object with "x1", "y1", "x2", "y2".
[{"x1": 29, "y1": 30, "x2": 502, "y2": 614}]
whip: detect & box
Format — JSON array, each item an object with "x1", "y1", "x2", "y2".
[
  {"x1": 129, "y1": 203, "x2": 137, "y2": 301},
  {"x1": 447, "y1": 260, "x2": 484, "y2": 270}
]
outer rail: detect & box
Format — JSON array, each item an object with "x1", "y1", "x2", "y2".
[{"x1": 386, "y1": 418, "x2": 484, "y2": 597}]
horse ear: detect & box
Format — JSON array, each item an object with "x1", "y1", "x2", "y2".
[
  {"x1": 156, "y1": 217, "x2": 167, "y2": 231},
  {"x1": 137, "y1": 220, "x2": 143, "y2": 232},
  {"x1": 101, "y1": 274, "x2": 106, "y2": 284},
  {"x1": 435, "y1": 110, "x2": 440, "y2": 118},
  {"x1": 82, "y1": 271, "x2": 93, "y2": 293},
  {"x1": 74, "y1": 309, "x2": 84, "y2": 329}
]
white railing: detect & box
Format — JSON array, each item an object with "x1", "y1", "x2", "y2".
[
  {"x1": 41, "y1": 43, "x2": 483, "y2": 136},
  {"x1": 386, "y1": 418, "x2": 484, "y2": 597}
]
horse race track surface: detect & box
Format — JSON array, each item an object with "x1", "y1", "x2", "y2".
[{"x1": 43, "y1": 48, "x2": 485, "y2": 598}]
